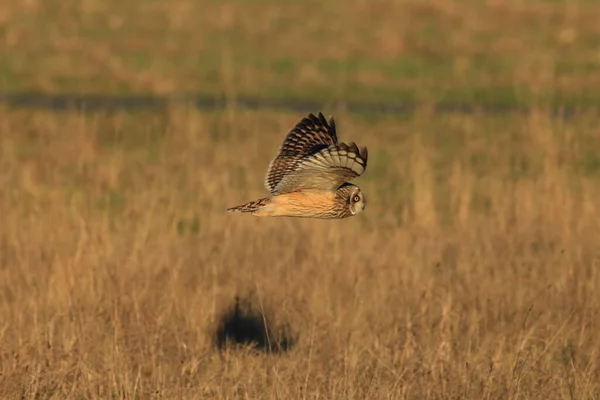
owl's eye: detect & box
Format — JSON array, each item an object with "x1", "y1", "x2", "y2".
[{"x1": 353, "y1": 195, "x2": 360, "y2": 202}]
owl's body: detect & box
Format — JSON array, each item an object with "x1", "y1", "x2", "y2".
[{"x1": 227, "y1": 112, "x2": 368, "y2": 219}]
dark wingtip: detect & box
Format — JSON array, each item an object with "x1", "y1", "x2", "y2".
[
  {"x1": 328, "y1": 115, "x2": 336, "y2": 135},
  {"x1": 361, "y1": 146, "x2": 368, "y2": 162},
  {"x1": 338, "y1": 142, "x2": 368, "y2": 169},
  {"x1": 361, "y1": 146, "x2": 368, "y2": 170},
  {"x1": 296, "y1": 112, "x2": 336, "y2": 136},
  {"x1": 345, "y1": 142, "x2": 359, "y2": 155},
  {"x1": 317, "y1": 112, "x2": 329, "y2": 128},
  {"x1": 298, "y1": 112, "x2": 323, "y2": 131}
]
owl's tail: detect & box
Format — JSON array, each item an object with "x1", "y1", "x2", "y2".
[{"x1": 226, "y1": 197, "x2": 272, "y2": 215}]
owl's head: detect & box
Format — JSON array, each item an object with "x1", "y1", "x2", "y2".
[{"x1": 339, "y1": 183, "x2": 366, "y2": 216}]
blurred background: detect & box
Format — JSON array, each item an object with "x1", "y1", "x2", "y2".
[
  {"x1": 1, "y1": 1, "x2": 600, "y2": 399},
  {"x1": 3, "y1": 0, "x2": 600, "y2": 110}
]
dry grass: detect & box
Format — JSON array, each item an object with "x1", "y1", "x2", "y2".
[
  {"x1": 0, "y1": 105, "x2": 599, "y2": 399},
  {"x1": 3, "y1": 0, "x2": 600, "y2": 105},
  {"x1": 3, "y1": 0, "x2": 600, "y2": 398}
]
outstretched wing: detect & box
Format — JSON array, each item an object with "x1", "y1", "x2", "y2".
[
  {"x1": 264, "y1": 112, "x2": 338, "y2": 193},
  {"x1": 272, "y1": 142, "x2": 368, "y2": 194}
]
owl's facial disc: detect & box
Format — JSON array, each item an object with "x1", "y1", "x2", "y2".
[{"x1": 349, "y1": 187, "x2": 366, "y2": 215}]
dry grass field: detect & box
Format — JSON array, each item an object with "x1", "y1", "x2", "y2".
[
  {"x1": 2, "y1": 0, "x2": 600, "y2": 399},
  {"x1": 1, "y1": 107, "x2": 599, "y2": 399}
]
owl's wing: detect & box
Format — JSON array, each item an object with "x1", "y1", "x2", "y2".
[
  {"x1": 271, "y1": 142, "x2": 368, "y2": 194},
  {"x1": 264, "y1": 112, "x2": 338, "y2": 193}
]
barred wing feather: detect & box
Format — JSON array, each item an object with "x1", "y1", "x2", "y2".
[
  {"x1": 272, "y1": 142, "x2": 368, "y2": 194},
  {"x1": 264, "y1": 112, "x2": 338, "y2": 193}
]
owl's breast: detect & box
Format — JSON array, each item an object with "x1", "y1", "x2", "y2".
[{"x1": 269, "y1": 190, "x2": 342, "y2": 218}]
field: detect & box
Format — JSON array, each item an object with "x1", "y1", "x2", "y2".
[{"x1": 2, "y1": 0, "x2": 600, "y2": 399}]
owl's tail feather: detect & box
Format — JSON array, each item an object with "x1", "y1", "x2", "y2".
[{"x1": 226, "y1": 197, "x2": 272, "y2": 214}]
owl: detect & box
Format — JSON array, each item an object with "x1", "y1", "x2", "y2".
[{"x1": 227, "y1": 112, "x2": 368, "y2": 219}]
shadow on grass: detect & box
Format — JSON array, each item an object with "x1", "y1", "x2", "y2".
[{"x1": 214, "y1": 295, "x2": 295, "y2": 354}]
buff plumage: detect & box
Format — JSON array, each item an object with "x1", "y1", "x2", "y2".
[{"x1": 227, "y1": 112, "x2": 368, "y2": 220}]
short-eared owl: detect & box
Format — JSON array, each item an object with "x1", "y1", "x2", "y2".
[{"x1": 227, "y1": 112, "x2": 368, "y2": 219}]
